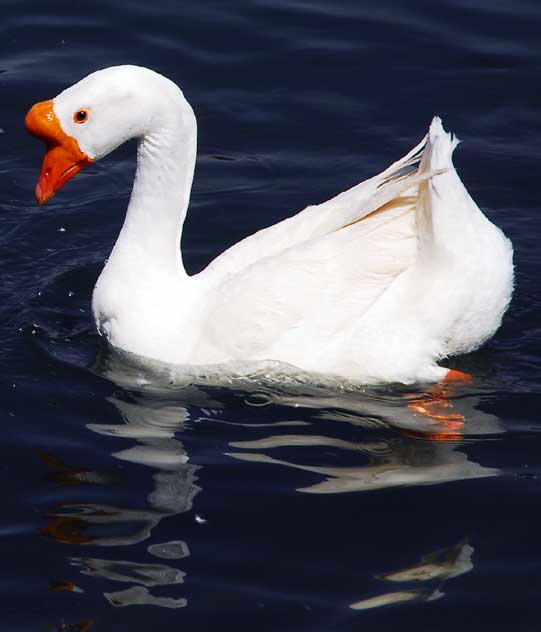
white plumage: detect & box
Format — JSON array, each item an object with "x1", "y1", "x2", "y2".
[{"x1": 34, "y1": 66, "x2": 514, "y2": 383}]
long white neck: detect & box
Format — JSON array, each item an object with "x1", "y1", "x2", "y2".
[
  {"x1": 92, "y1": 91, "x2": 199, "y2": 359},
  {"x1": 108, "y1": 110, "x2": 197, "y2": 280}
]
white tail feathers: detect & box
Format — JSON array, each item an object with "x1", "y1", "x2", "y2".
[
  {"x1": 416, "y1": 117, "x2": 461, "y2": 245},
  {"x1": 340, "y1": 122, "x2": 452, "y2": 230},
  {"x1": 420, "y1": 116, "x2": 460, "y2": 174}
]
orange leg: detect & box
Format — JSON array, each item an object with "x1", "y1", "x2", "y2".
[
  {"x1": 404, "y1": 369, "x2": 473, "y2": 440},
  {"x1": 443, "y1": 369, "x2": 473, "y2": 384}
]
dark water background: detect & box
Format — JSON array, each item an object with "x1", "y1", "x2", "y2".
[{"x1": 2, "y1": 0, "x2": 541, "y2": 630}]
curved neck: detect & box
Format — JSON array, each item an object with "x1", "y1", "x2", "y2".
[{"x1": 109, "y1": 113, "x2": 197, "y2": 280}]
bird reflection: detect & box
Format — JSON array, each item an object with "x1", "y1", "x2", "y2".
[
  {"x1": 104, "y1": 585, "x2": 187, "y2": 609},
  {"x1": 351, "y1": 539, "x2": 473, "y2": 610},
  {"x1": 226, "y1": 386, "x2": 502, "y2": 493},
  {"x1": 41, "y1": 390, "x2": 203, "y2": 610},
  {"x1": 40, "y1": 348, "x2": 502, "y2": 617},
  {"x1": 70, "y1": 556, "x2": 185, "y2": 587},
  {"x1": 350, "y1": 589, "x2": 443, "y2": 610},
  {"x1": 227, "y1": 433, "x2": 498, "y2": 493}
]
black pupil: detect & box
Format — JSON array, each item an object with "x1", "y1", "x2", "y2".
[{"x1": 76, "y1": 111, "x2": 87, "y2": 121}]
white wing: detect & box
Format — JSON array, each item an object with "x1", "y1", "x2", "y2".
[
  {"x1": 191, "y1": 117, "x2": 511, "y2": 381},
  {"x1": 201, "y1": 134, "x2": 428, "y2": 283},
  {"x1": 194, "y1": 164, "x2": 431, "y2": 367}
]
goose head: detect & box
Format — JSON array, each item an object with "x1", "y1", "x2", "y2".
[{"x1": 25, "y1": 65, "x2": 191, "y2": 204}]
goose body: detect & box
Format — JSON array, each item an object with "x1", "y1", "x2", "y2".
[{"x1": 26, "y1": 66, "x2": 513, "y2": 384}]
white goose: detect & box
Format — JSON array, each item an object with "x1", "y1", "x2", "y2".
[{"x1": 25, "y1": 65, "x2": 513, "y2": 384}]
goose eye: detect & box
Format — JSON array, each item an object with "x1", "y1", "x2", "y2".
[{"x1": 74, "y1": 109, "x2": 88, "y2": 124}]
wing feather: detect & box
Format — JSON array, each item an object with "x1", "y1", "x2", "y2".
[
  {"x1": 201, "y1": 134, "x2": 428, "y2": 283},
  {"x1": 194, "y1": 186, "x2": 420, "y2": 367}
]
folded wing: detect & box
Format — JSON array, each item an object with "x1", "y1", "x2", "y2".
[
  {"x1": 202, "y1": 134, "x2": 429, "y2": 282},
  {"x1": 194, "y1": 135, "x2": 439, "y2": 367}
]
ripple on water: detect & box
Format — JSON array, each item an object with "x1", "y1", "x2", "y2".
[{"x1": 2, "y1": 0, "x2": 541, "y2": 629}]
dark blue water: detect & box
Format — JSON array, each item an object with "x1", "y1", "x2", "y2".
[{"x1": 2, "y1": 1, "x2": 541, "y2": 630}]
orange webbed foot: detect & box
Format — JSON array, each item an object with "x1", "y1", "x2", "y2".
[
  {"x1": 404, "y1": 369, "x2": 473, "y2": 440},
  {"x1": 443, "y1": 369, "x2": 473, "y2": 384}
]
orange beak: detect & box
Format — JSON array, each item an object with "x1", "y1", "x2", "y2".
[{"x1": 25, "y1": 100, "x2": 92, "y2": 205}]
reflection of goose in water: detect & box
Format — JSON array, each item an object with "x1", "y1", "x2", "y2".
[
  {"x1": 39, "y1": 346, "x2": 502, "y2": 617},
  {"x1": 42, "y1": 389, "x2": 204, "y2": 609},
  {"x1": 70, "y1": 556, "x2": 188, "y2": 610},
  {"x1": 84, "y1": 393, "x2": 200, "y2": 608},
  {"x1": 95, "y1": 350, "x2": 503, "y2": 498},
  {"x1": 377, "y1": 538, "x2": 474, "y2": 583},
  {"x1": 89, "y1": 395, "x2": 201, "y2": 517},
  {"x1": 350, "y1": 539, "x2": 474, "y2": 611},
  {"x1": 228, "y1": 436, "x2": 498, "y2": 494},
  {"x1": 226, "y1": 386, "x2": 502, "y2": 494},
  {"x1": 43, "y1": 395, "x2": 200, "y2": 547}
]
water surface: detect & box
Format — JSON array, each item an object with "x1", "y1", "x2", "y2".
[{"x1": 1, "y1": 1, "x2": 541, "y2": 630}]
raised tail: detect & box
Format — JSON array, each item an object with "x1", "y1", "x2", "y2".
[
  {"x1": 337, "y1": 122, "x2": 451, "y2": 232},
  {"x1": 415, "y1": 116, "x2": 466, "y2": 248}
]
